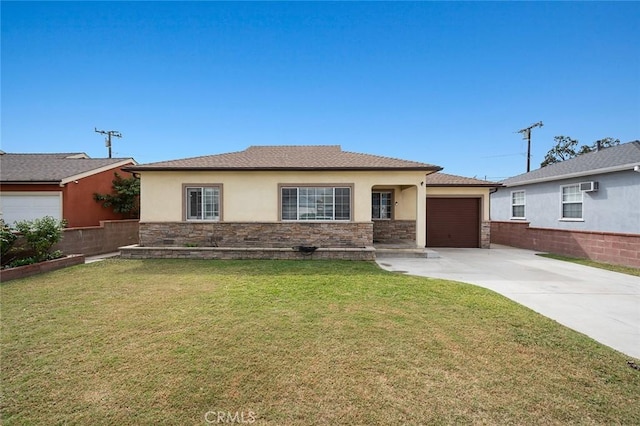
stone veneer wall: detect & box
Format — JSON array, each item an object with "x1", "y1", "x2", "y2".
[
  {"x1": 372, "y1": 220, "x2": 416, "y2": 243},
  {"x1": 139, "y1": 222, "x2": 373, "y2": 248},
  {"x1": 491, "y1": 221, "x2": 640, "y2": 268},
  {"x1": 120, "y1": 246, "x2": 375, "y2": 261},
  {"x1": 480, "y1": 221, "x2": 491, "y2": 249}
]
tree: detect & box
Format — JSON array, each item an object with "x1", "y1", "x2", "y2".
[
  {"x1": 540, "y1": 136, "x2": 620, "y2": 168},
  {"x1": 540, "y1": 136, "x2": 579, "y2": 167},
  {"x1": 94, "y1": 173, "x2": 140, "y2": 218}
]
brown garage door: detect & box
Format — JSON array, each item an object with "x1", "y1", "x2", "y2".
[{"x1": 426, "y1": 198, "x2": 480, "y2": 248}]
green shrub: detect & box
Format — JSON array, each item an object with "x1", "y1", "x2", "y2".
[
  {"x1": 13, "y1": 217, "x2": 67, "y2": 263},
  {"x1": 1, "y1": 220, "x2": 17, "y2": 259}
]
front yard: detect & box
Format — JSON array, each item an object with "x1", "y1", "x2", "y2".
[{"x1": 1, "y1": 260, "x2": 638, "y2": 424}]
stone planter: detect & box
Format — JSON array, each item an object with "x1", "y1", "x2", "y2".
[{"x1": 0, "y1": 254, "x2": 85, "y2": 283}]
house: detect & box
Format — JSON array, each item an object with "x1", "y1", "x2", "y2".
[
  {"x1": 0, "y1": 152, "x2": 137, "y2": 227},
  {"x1": 490, "y1": 140, "x2": 640, "y2": 267},
  {"x1": 123, "y1": 145, "x2": 500, "y2": 259}
]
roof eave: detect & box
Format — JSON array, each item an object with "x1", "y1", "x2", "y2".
[
  {"x1": 503, "y1": 163, "x2": 639, "y2": 187},
  {"x1": 0, "y1": 180, "x2": 61, "y2": 185},
  {"x1": 426, "y1": 183, "x2": 504, "y2": 188},
  {"x1": 125, "y1": 166, "x2": 442, "y2": 172}
]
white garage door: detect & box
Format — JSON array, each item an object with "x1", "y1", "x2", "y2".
[{"x1": 0, "y1": 193, "x2": 62, "y2": 225}]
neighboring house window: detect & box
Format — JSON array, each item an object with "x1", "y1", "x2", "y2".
[
  {"x1": 372, "y1": 191, "x2": 392, "y2": 220},
  {"x1": 186, "y1": 186, "x2": 220, "y2": 221},
  {"x1": 511, "y1": 191, "x2": 525, "y2": 219},
  {"x1": 561, "y1": 184, "x2": 583, "y2": 219},
  {"x1": 281, "y1": 186, "x2": 351, "y2": 221}
]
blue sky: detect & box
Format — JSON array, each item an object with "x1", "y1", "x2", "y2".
[{"x1": 2, "y1": 1, "x2": 639, "y2": 180}]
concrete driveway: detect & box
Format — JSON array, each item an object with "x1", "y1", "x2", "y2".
[{"x1": 377, "y1": 245, "x2": 640, "y2": 359}]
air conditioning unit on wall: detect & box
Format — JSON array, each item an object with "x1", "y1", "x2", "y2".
[{"x1": 579, "y1": 181, "x2": 599, "y2": 192}]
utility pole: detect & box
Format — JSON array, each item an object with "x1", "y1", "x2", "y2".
[
  {"x1": 94, "y1": 128, "x2": 122, "y2": 158},
  {"x1": 517, "y1": 121, "x2": 543, "y2": 172}
]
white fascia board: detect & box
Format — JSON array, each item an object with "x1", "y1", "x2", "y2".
[
  {"x1": 60, "y1": 159, "x2": 137, "y2": 185},
  {"x1": 504, "y1": 163, "x2": 638, "y2": 187}
]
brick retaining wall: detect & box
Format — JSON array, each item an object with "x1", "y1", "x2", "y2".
[
  {"x1": 139, "y1": 222, "x2": 373, "y2": 248},
  {"x1": 0, "y1": 254, "x2": 85, "y2": 282},
  {"x1": 55, "y1": 219, "x2": 139, "y2": 256},
  {"x1": 491, "y1": 221, "x2": 640, "y2": 268},
  {"x1": 372, "y1": 220, "x2": 416, "y2": 243}
]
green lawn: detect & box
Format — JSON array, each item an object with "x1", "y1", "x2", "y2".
[
  {"x1": 537, "y1": 253, "x2": 640, "y2": 277},
  {"x1": 1, "y1": 260, "x2": 639, "y2": 425}
]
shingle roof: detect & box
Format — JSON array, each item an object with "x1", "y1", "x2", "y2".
[
  {"x1": 127, "y1": 145, "x2": 441, "y2": 171},
  {"x1": 0, "y1": 153, "x2": 135, "y2": 183},
  {"x1": 502, "y1": 141, "x2": 640, "y2": 186},
  {"x1": 424, "y1": 172, "x2": 502, "y2": 187}
]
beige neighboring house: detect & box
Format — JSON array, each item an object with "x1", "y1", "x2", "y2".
[{"x1": 125, "y1": 146, "x2": 499, "y2": 258}]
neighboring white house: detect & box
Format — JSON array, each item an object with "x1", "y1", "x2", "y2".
[{"x1": 490, "y1": 140, "x2": 640, "y2": 268}]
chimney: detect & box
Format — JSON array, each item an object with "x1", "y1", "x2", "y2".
[{"x1": 596, "y1": 141, "x2": 601, "y2": 151}]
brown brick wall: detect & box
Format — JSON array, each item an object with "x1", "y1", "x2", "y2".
[
  {"x1": 491, "y1": 221, "x2": 640, "y2": 268},
  {"x1": 373, "y1": 220, "x2": 416, "y2": 243},
  {"x1": 139, "y1": 222, "x2": 373, "y2": 248},
  {"x1": 0, "y1": 254, "x2": 85, "y2": 282},
  {"x1": 54, "y1": 220, "x2": 139, "y2": 256}
]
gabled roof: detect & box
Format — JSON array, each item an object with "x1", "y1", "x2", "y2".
[
  {"x1": 502, "y1": 141, "x2": 640, "y2": 187},
  {"x1": 127, "y1": 145, "x2": 442, "y2": 172},
  {"x1": 424, "y1": 172, "x2": 502, "y2": 187},
  {"x1": 0, "y1": 153, "x2": 136, "y2": 184}
]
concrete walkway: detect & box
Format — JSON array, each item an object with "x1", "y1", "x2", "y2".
[
  {"x1": 376, "y1": 245, "x2": 640, "y2": 359},
  {"x1": 84, "y1": 252, "x2": 120, "y2": 264}
]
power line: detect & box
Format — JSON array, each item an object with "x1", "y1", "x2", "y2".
[
  {"x1": 516, "y1": 121, "x2": 543, "y2": 172},
  {"x1": 94, "y1": 128, "x2": 123, "y2": 158}
]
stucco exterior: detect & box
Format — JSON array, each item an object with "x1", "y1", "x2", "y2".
[
  {"x1": 139, "y1": 169, "x2": 428, "y2": 247},
  {"x1": 1, "y1": 164, "x2": 135, "y2": 227},
  {"x1": 491, "y1": 170, "x2": 640, "y2": 234}
]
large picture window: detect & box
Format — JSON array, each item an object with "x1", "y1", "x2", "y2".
[
  {"x1": 511, "y1": 190, "x2": 525, "y2": 219},
  {"x1": 186, "y1": 186, "x2": 220, "y2": 221},
  {"x1": 561, "y1": 184, "x2": 582, "y2": 219},
  {"x1": 372, "y1": 191, "x2": 392, "y2": 220},
  {"x1": 281, "y1": 186, "x2": 351, "y2": 221}
]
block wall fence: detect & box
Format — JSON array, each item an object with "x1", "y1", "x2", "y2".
[
  {"x1": 491, "y1": 221, "x2": 640, "y2": 268},
  {"x1": 55, "y1": 219, "x2": 139, "y2": 256}
]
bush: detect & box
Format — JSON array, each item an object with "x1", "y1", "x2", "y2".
[
  {"x1": 1, "y1": 220, "x2": 17, "y2": 259},
  {"x1": 13, "y1": 217, "x2": 67, "y2": 263}
]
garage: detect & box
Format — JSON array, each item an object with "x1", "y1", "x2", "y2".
[
  {"x1": 426, "y1": 197, "x2": 480, "y2": 248},
  {"x1": 0, "y1": 193, "x2": 62, "y2": 225}
]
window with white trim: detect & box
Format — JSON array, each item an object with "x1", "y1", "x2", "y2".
[
  {"x1": 511, "y1": 190, "x2": 525, "y2": 219},
  {"x1": 281, "y1": 186, "x2": 351, "y2": 221},
  {"x1": 561, "y1": 184, "x2": 582, "y2": 219},
  {"x1": 186, "y1": 186, "x2": 220, "y2": 221},
  {"x1": 372, "y1": 191, "x2": 392, "y2": 220}
]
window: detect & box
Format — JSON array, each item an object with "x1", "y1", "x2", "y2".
[
  {"x1": 186, "y1": 186, "x2": 220, "y2": 221},
  {"x1": 372, "y1": 191, "x2": 392, "y2": 220},
  {"x1": 561, "y1": 184, "x2": 582, "y2": 219},
  {"x1": 511, "y1": 191, "x2": 525, "y2": 219},
  {"x1": 281, "y1": 186, "x2": 351, "y2": 221}
]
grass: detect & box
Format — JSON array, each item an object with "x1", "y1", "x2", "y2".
[
  {"x1": 537, "y1": 253, "x2": 640, "y2": 277},
  {"x1": 1, "y1": 259, "x2": 639, "y2": 425}
]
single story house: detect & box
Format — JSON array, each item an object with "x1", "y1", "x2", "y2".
[
  {"x1": 124, "y1": 146, "x2": 500, "y2": 259},
  {"x1": 491, "y1": 140, "x2": 640, "y2": 267},
  {"x1": 0, "y1": 152, "x2": 136, "y2": 227}
]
